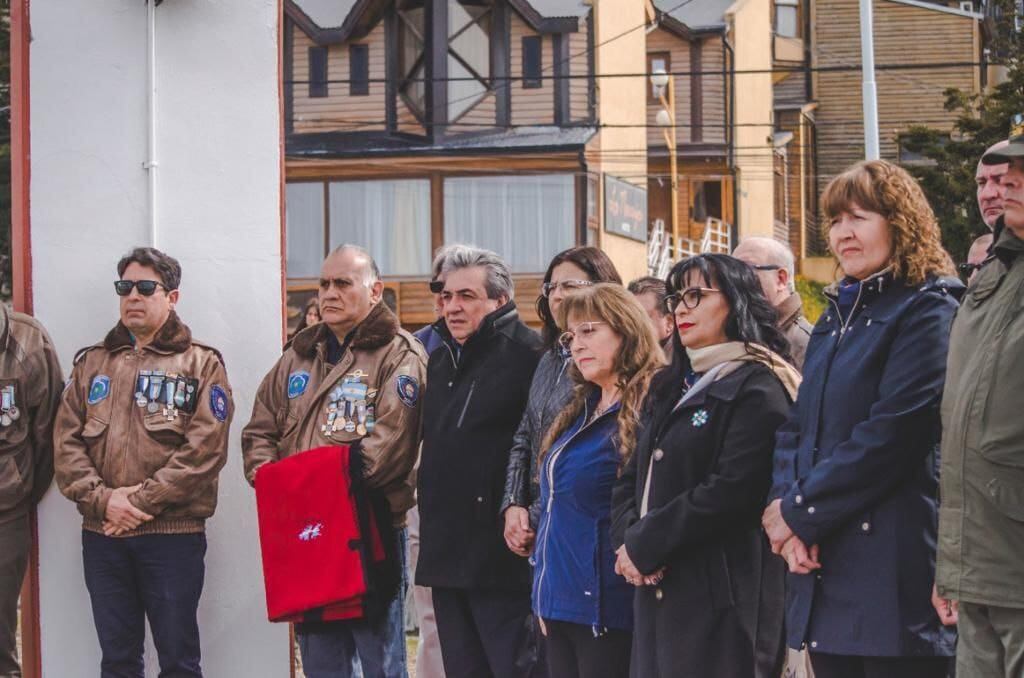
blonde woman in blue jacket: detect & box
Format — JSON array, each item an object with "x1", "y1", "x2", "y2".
[{"x1": 531, "y1": 284, "x2": 664, "y2": 678}]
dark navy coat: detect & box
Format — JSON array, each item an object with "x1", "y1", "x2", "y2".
[
  {"x1": 531, "y1": 395, "x2": 633, "y2": 632},
  {"x1": 771, "y1": 272, "x2": 961, "y2": 657}
]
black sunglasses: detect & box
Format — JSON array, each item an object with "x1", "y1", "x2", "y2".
[
  {"x1": 957, "y1": 262, "x2": 982, "y2": 276},
  {"x1": 429, "y1": 279, "x2": 444, "y2": 294},
  {"x1": 114, "y1": 280, "x2": 168, "y2": 297}
]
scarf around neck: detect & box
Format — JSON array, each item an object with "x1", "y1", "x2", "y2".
[{"x1": 685, "y1": 341, "x2": 801, "y2": 401}]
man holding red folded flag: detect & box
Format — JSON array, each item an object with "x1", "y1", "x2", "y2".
[{"x1": 243, "y1": 244, "x2": 427, "y2": 678}]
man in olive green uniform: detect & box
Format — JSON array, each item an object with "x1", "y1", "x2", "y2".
[
  {"x1": 0, "y1": 305, "x2": 63, "y2": 677},
  {"x1": 935, "y1": 122, "x2": 1024, "y2": 677}
]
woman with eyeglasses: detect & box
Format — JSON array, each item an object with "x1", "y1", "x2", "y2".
[
  {"x1": 531, "y1": 284, "x2": 664, "y2": 678},
  {"x1": 762, "y1": 160, "x2": 961, "y2": 678},
  {"x1": 611, "y1": 254, "x2": 800, "y2": 678},
  {"x1": 501, "y1": 247, "x2": 622, "y2": 559}
]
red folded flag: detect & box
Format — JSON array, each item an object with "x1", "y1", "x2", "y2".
[{"x1": 255, "y1": 445, "x2": 374, "y2": 622}]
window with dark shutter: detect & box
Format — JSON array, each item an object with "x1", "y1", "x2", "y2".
[
  {"x1": 522, "y1": 36, "x2": 542, "y2": 89},
  {"x1": 350, "y1": 44, "x2": 369, "y2": 96},
  {"x1": 309, "y1": 46, "x2": 328, "y2": 98}
]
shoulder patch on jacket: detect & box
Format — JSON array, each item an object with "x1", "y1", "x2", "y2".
[
  {"x1": 209, "y1": 384, "x2": 229, "y2": 422},
  {"x1": 87, "y1": 376, "x2": 110, "y2": 404},
  {"x1": 287, "y1": 371, "x2": 310, "y2": 399},
  {"x1": 396, "y1": 374, "x2": 420, "y2": 408}
]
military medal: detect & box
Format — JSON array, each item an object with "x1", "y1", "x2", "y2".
[
  {"x1": 135, "y1": 370, "x2": 150, "y2": 404},
  {"x1": 163, "y1": 376, "x2": 179, "y2": 420},
  {"x1": 0, "y1": 386, "x2": 19, "y2": 426},
  {"x1": 356, "y1": 402, "x2": 368, "y2": 436},
  {"x1": 174, "y1": 378, "x2": 187, "y2": 409},
  {"x1": 148, "y1": 372, "x2": 164, "y2": 413},
  {"x1": 0, "y1": 387, "x2": 11, "y2": 427}
]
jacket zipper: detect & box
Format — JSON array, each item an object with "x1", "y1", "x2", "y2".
[
  {"x1": 829, "y1": 282, "x2": 865, "y2": 344},
  {"x1": 456, "y1": 380, "x2": 476, "y2": 428},
  {"x1": 536, "y1": 401, "x2": 613, "y2": 627}
]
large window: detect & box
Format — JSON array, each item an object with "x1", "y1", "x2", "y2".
[
  {"x1": 329, "y1": 180, "x2": 432, "y2": 276},
  {"x1": 398, "y1": 0, "x2": 427, "y2": 118},
  {"x1": 286, "y1": 182, "x2": 325, "y2": 278},
  {"x1": 774, "y1": 0, "x2": 800, "y2": 39},
  {"x1": 448, "y1": 0, "x2": 492, "y2": 121},
  {"x1": 285, "y1": 180, "x2": 431, "y2": 278},
  {"x1": 397, "y1": 0, "x2": 492, "y2": 123},
  {"x1": 444, "y1": 175, "x2": 575, "y2": 273}
]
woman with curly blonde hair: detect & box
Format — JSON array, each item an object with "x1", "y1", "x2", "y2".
[
  {"x1": 763, "y1": 159, "x2": 962, "y2": 678},
  {"x1": 530, "y1": 284, "x2": 664, "y2": 678}
]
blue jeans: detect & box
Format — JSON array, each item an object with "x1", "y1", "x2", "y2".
[
  {"x1": 82, "y1": 530, "x2": 207, "y2": 678},
  {"x1": 298, "y1": 528, "x2": 409, "y2": 678}
]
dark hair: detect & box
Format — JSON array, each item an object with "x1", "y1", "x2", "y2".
[
  {"x1": 536, "y1": 247, "x2": 622, "y2": 347},
  {"x1": 627, "y1": 276, "x2": 669, "y2": 317},
  {"x1": 294, "y1": 297, "x2": 320, "y2": 335},
  {"x1": 117, "y1": 247, "x2": 182, "y2": 290},
  {"x1": 650, "y1": 254, "x2": 789, "y2": 402}
]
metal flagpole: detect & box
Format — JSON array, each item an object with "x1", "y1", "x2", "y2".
[{"x1": 859, "y1": 0, "x2": 881, "y2": 160}]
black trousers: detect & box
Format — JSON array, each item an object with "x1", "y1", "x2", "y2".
[
  {"x1": 810, "y1": 653, "x2": 953, "y2": 678},
  {"x1": 432, "y1": 586, "x2": 538, "y2": 678},
  {"x1": 543, "y1": 619, "x2": 631, "y2": 678},
  {"x1": 82, "y1": 530, "x2": 207, "y2": 678}
]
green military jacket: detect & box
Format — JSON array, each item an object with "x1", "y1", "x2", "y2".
[{"x1": 936, "y1": 221, "x2": 1024, "y2": 607}]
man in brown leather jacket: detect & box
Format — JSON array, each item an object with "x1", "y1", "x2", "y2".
[
  {"x1": 243, "y1": 244, "x2": 426, "y2": 678},
  {"x1": 0, "y1": 304, "x2": 62, "y2": 678},
  {"x1": 53, "y1": 247, "x2": 232, "y2": 678}
]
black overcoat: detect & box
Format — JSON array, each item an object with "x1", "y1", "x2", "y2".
[{"x1": 611, "y1": 362, "x2": 790, "y2": 678}]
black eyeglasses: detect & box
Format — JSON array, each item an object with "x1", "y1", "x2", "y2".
[
  {"x1": 114, "y1": 280, "x2": 168, "y2": 297},
  {"x1": 750, "y1": 264, "x2": 781, "y2": 272},
  {"x1": 429, "y1": 279, "x2": 444, "y2": 294},
  {"x1": 663, "y1": 287, "x2": 721, "y2": 312}
]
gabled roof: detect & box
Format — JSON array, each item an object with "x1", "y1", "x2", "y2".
[
  {"x1": 653, "y1": 0, "x2": 730, "y2": 31},
  {"x1": 288, "y1": 0, "x2": 582, "y2": 45}
]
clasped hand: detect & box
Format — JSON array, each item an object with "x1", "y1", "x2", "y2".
[
  {"x1": 762, "y1": 498, "x2": 821, "y2": 574},
  {"x1": 103, "y1": 485, "x2": 153, "y2": 537},
  {"x1": 614, "y1": 545, "x2": 666, "y2": 587}
]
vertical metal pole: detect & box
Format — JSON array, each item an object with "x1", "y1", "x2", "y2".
[
  {"x1": 146, "y1": 0, "x2": 159, "y2": 246},
  {"x1": 859, "y1": 0, "x2": 880, "y2": 160}
]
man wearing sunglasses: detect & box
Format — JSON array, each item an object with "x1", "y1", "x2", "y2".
[
  {"x1": 732, "y1": 237, "x2": 812, "y2": 371},
  {"x1": 0, "y1": 304, "x2": 63, "y2": 678},
  {"x1": 53, "y1": 246, "x2": 232, "y2": 677},
  {"x1": 243, "y1": 244, "x2": 427, "y2": 678}
]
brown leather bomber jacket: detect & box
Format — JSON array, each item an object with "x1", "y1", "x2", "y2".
[
  {"x1": 242, "y1": 302, "x2": 427, "y2": 527},
  {"x1": 0, "y1": 305, "x2": 64, "y2": 525},
  {"x1": 54, "y1": 312, "x2": 233, "y2": 536}
]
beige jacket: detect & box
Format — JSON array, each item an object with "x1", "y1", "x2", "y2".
[
  {"x1": 242, "y1": 303, "x2": 427, "y2": 526},
  {"x1": 54, "y1": 312, "x2": 232, "y2": 536},
  {"x1": 0, "y1": 305, "x2": 64, "y2": 525}
]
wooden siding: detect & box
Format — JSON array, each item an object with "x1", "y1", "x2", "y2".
[
  {"x1": 568, "y1": 20, "x2": 590, "y2": 122},
  {"x1": 645, "y1": 29, "x2": 727, "y2": 149},
  {"x1": 701, "y1": 38, "x2": 726, "y2": 145},
  {"x1": 812, "y1": 0, "x2": 979, "y2": 193},
  {"x1": 292, "y1": 23, "x2": 388, "y2": 134},
  {"x1": 510, "y1": 12, "x2": 555, "y2": 125},
  {"x1": 774, "y1": 71, "x2": 807, "y2": 108}
]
